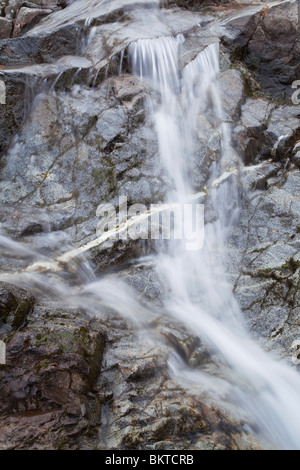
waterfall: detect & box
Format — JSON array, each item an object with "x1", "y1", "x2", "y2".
[
  {"x1": 1, "y1": 0, "x2": 300, "y2": 451},
  {"x1": 129, "y1": 35, "x2": 300, "y2": 450}
]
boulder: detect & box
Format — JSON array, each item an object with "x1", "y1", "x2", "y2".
[
  {"x1": 0, "y1": 304, "x2": 107, "y2": 449},
  {"x1": 223, "y1": 0, "x2": 299, "y2": 99},
  {"x1": 292, "y1": 151, "x2": 300, "y2": 169},
  {"x1": 13, "y1": 7, "x2": 53, "y2": 36},
  {"x1": 229, "y1": 166, "x2": 300, "y2": 358}
]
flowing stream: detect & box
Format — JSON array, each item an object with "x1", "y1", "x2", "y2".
[
  {"x1": 1, "y1": 0, "x2": 300, "y2": 450},
  {"x1": 128, "y1": 33, "x2": 300, "y2": 450}
]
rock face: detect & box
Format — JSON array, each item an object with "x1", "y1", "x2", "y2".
[
  {"x1": 0, "y1": 0, "x2": 61, "y2": 39},
  {"x1": 97, "y1": 312, "x2": 260, "y2": 450},
  {"x1": 222, "y1": 0, "x2": 300, "y2": 99},
  {"x1": 0, "y1": 17, "x2": 12, "y2": 38},
  {"x1": 0, "y1": 0, "x2": 299, "y2": 450},
  {"x1": 0, "y1": 286, "x2": 106, "y2": 450},
  {"x1": 227, "y1": 163, "x2": 300, "y2": 356},
  {"x1": 13, "y1": 7, "x2": 53, "y2": 37},
  {"x1": 0, "y1": 284, "x2": 260, "y2": 449}
]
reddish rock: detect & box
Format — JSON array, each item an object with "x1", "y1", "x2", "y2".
[
  {"x1": 13, "y1": 7, "x2": 52, "y2": 37},
  {"x1": 0, "y1": 17, "x2": 12, "y2": 39},
  {"x1": 223, "y1": 0, "x2": 299, "y2": 98}
]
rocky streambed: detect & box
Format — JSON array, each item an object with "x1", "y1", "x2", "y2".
[{"x1": 0, "y1": 0, "x2": 299, "y2": 450}]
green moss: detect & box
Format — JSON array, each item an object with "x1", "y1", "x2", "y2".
[
  {"x1": 78, "y1": 326, "x2": 89, "y2": 346},
  {"x1": 281, "y1": 257, "x2": 300, "y2": 273},
  {"x1": 37, "y1": 359, "x2": 48, "y2": 371},
  {"x1": 256, "y1": 258, "x2": 300, "y2": 280},
  {"x1": 0, "y1": 159, "x2": 7, "y2": 170},
  {"x1": 35, "y1": 334, "x2": 49, "y2": 347},
  {"x1": 0, "y1": 293, "x2": 18, "y2": 323},
  {"x1": 54, "y1": 435, "x2": 69, "y2": 450},
  {"x1": 73, "y1": 187, "x2": 80, "y2": 200},
  {"x1": 0, "y1": 290, "x2": 32, "y2": 329},
  {"x1": 92, "y1": 168, "x2": 102, "y2": 181}
]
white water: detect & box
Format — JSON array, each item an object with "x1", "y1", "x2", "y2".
[
  {"x1": 1, "y1": 0, "x2": 300, "y2": 451},
  {"x1": 129, "y1": 35, "x2": 300, "y2": 450}
]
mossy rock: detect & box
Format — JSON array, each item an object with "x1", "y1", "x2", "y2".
[{"x1": 0, "y1": 281, "x2": 34, "y2": 329}]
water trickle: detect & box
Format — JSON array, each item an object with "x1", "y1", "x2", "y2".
[
  {"x1": 1, "y1": 1, "x2": 300, "y2": 451},
  {"x1": 128, "y1": 35, "x2": 300, "y2": 450}
]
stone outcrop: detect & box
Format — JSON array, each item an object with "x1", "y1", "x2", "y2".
[
  {"x1": 0, "y1": 16, "x2": 13, "y2": 38},
  {"x1": 13, "y1": 6, "x2": 53, "y2": 37},
  {"x1": 0, "y1": 286, "x2": 106, "y2": 449},
  {"x1": 0, "y1": 0, "x2": 63, "y2": 39},
  {"x1": 222, "y1": 0, "x2": 300, "y2": 99}
]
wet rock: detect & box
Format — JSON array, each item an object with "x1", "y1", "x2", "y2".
[
  {"x1": 0, "y1": 77, "x2": 166, "y2": 244},
  {"x1": 0, "y1": 0, "x2": 299, "y2": 451},
  {"x1": 13, "y1": 7, "x2": 53, "y2": 37},
  {"x1": 223, "y1": 0, "x2": 299, "y2": 99},
  {"x1": 234, "y1": 100, "x2": 300, "y2": 165},
  {"x1": 2, "y1": 0, "x2": 57, "y2": 37},
  {"x1": 0, "y1": 17, "x2": 12, "y2": 38},
  {"x1": 0, "y1": 305, "x2": 107, "y2": 449},
  {"x1": 292, "y1": 151, "x2": 300, "y2": 169},
  {"x1": 152, "y1": 315, "x2": 210, "y2": 365},
  {"x1": 97, "y1": 313, "x2": 260, "y2": 450},
  {"x1": 0, "y1": 282, "x2": 34, "y2": 332},
  {"x1": 0, "y1": 56, "x2": 93, "y2": 157},
  {"x1": 4, "y1": 0, "x2": 22, "y2": 20},
  {"x1": 240, "y1": 160, "x2": 280, "y2": 191},
  {"x1": 266, "y1": 106, "x2": 300, "y2": 161},
  {"x1": 57, "y1": 0, "x2": 67, "y2": 8},
  {"x1": 165, "y1": 0, "x2": 231, "y2": 7},
  {"x1": 0, "y1": 71, "x2": 26, "y2": 157},
  {"x1": 220, "y1": 68, "x2": 245, "y2": 121},
  {"x1": 0, "y1": 0, "x2": 9, "y2": 16},
  {"x1": 233, "y1": 98, "x2": 275, "y2": 165},
  {"x1": 228, "y1": 167, "x2": 300, "y2": 359},
  {"x1": 0, "y1": 27, "x2": 78, "y2": 67}
]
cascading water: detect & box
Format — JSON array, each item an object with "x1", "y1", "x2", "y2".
[
  {"x1": 129, "y1": 35, "x2": 300, "y2": 450},
  {"x1": 1, "y1": 0, "x2": 300, "y2": 451}
]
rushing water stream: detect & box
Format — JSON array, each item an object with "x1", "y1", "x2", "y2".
[
  {"x1": 1, "y1": 0, "x2": 300, "y2": 450},
  {"x1": 128, "y1": 33, "x2": 300, "y2": 450}
]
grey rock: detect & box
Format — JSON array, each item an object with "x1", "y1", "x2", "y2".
[
  {"x1": 223, "y1": 0, "x2": 299, "y2": 99},
  {"x1": 13, "y1": 6, "x2": 53, "y2": 37},
  {"x1": 0, "y1": 56, "x2": 93, "y2": 157},
  {"x1": 0, "y1": 304, "x2": 107, "y2": 450},
  {"x1": 228, "y1": 167, "x2": 300, "y2": 359},
  {"x1": 220, "y1": 68, "x2": 245, "y2": 121},
  {"x1": 0, "y1": 281, "x2": 34, "y2": 330},
  {"x1": 292, "y1": 151, "x2": 300, "y2": 169},
  {"x1": 233, "y1": 98, "x2": 275, "y2": 165},
  {"x1": 0, "y1": 0, "x2": 299, "y2": 451},
  {"x1": 97, "y1": 310, "x2": 260, "y2": 450},
  {"x1": 4, "y1": 0, "x2": 22, "y2": 20},
  {"x1": 266, "y1": 106, "x2": 300, "y2": 161},
  {"x1": 234, "y1": 100, "x2": 300, "y2": 165}
]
